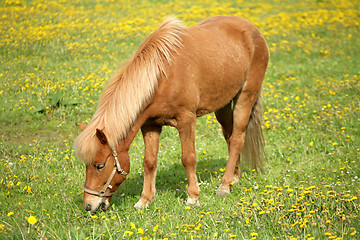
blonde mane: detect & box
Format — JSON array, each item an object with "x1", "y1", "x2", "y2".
[{"x1": 75, "y1": 17, "x2": 184, "y2": 164}]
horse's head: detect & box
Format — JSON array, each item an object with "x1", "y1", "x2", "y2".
[{"x1": 78, "y1": 124, "x2": 130, "y2": 212}]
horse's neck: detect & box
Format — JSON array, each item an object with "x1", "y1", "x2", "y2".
[{"x1": 117, "y1": 111, "x2": 148, "y2": 151}]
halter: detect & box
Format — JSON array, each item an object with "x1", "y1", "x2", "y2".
[{"x1": 84, "y1": 148, "x2": 128, "y2": 197}]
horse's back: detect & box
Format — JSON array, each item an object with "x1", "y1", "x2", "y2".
[
  {"x1": 151, "y1": 16, "x2": 269, "y2": 120},
  {"x1": 196, "y1": 16, "x2": 261, "y2": 40}
]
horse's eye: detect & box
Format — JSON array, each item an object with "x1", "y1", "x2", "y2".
[{"x1": 96, "y1": 163, "x2": 106, "y2": 171}]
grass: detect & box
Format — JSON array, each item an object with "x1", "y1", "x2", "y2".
[{"x1": 0, "y1": 0, "x2": 359, "y2": 239}]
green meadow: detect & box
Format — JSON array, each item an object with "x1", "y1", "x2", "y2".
[{"x1": 0, "y1": 0, "x2": 359, "y2": 239}]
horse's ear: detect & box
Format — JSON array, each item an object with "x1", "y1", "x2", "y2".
[
  {"x1": 96, "y1": 129, "x2": 108, "y2": 145},
  {"x1": 79, "y1": 123, "x2": 87, "y2": 131}
]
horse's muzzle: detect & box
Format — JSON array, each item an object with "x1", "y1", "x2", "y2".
[{"x1": 84, "y1": 195, "x2": 110, "y2": 212}]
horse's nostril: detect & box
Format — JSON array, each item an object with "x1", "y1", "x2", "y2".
[
  {"x1": 101, "y1": 202, "x2": 108, "y2": 211},
  {"x1": 85, "y1": 204, "x2": 92, "y2": 211}
]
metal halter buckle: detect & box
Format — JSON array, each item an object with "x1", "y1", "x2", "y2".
[{"x1": 84, "y1": 148, "x2": 128, "y2": 197}]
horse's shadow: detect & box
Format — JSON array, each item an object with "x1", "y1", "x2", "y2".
[
  {"x1": 112, "y1": 155, "x2": 228, "y2": 207},
  {"x1": 109, "y1": 124, "x2": 231, "y2": 207}
]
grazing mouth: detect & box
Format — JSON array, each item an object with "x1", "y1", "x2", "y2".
[
  {"x1": 84, "y1": 197, "x2": 110, "y2": 212},
  {"x1": 101, "y1": 202, "x2": 109, "y2": 211}
]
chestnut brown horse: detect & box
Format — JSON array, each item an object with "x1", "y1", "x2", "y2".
[{"x1": 75, "y1": 16, "x2": 269, "y2": 212}]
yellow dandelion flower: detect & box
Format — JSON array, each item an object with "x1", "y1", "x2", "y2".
[
  {"x1": 24, "y1": 186, "x2": 32, "y2": 194},
  {"x1": 153, "y1": 224, "x2": 159, "y2": 232},
  {"x1": 7, "y1": 212, "x2": 14, "y2": 216},
  {"x1": 130, "y1": 222, "x2": 135, "y2": 229},
  {"x1": 137, "y1": 228, "x2": 144, "y2": 234},
  {"x1": 27, "y1": 216, "x2": 38, "y2": 225},
  {"x1": 124, "y1": 231, "x2": 133, "y2": 237},
  {"x1": 194, "y1": 223, "x2": 201, "y2": 231}
]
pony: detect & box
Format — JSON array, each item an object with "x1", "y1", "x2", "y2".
[{"x1": 74, "y1": 16, "x2": 269, "y2": 212}]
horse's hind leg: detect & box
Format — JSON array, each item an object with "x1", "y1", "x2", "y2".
[
  {"x1": 215, "y1": 103, "x2": 233, "y2": 148},
  {"x1": 216, "y1": 95, "x2": 256, "y2": 196},
  {"x1": 134, "y1": 124, "x2": 162, "y2": 209},
  {"x1": 216, "y1": 66, "x2": 265, "y2": 197},
  {"x1": 215, "y1": 103, "x2": 241, "y2": 184}
]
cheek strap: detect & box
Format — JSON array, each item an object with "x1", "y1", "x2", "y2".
[
  {"x1": 84, "y1": 148, "x2": 128, "y2": 198},
  {"x1": 111, "y1": 148, "x2": 129, "y2": 176}
]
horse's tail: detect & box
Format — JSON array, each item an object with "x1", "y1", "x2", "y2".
[{"x1": 241, "y1": 92, "x2": 265, "y2": 172}]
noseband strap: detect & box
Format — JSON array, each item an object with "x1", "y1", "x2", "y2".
[{"x1": 84, "y1": 148, "x2": 128, "y2": 198}]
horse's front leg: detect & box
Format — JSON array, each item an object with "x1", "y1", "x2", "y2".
[
  {"x1": 134, "y1": 125, "x2": 162, "y2": 209},
  {"x1": 178, "y1": 114, "x2": 200, "y2": 207}
]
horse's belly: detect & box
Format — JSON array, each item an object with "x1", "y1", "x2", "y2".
[{"x1": 195, "y1": 55, "x2": 249, "y2": 115}]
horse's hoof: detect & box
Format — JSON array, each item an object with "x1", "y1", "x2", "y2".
[
  {"x1": 216, "y1": 185, "x2": 231, "y2": 197},
  {"x1": 134, "y1": 199, "x2": 149, "y2": 209},
  {"x1": 186, "y1": 198, "x2": 200, "y2": 207}
]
